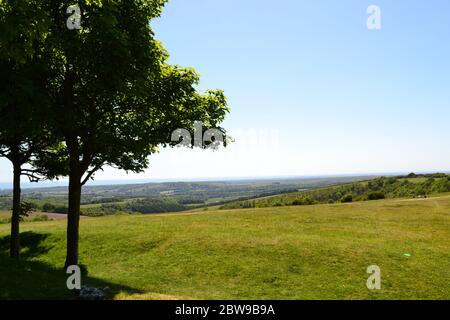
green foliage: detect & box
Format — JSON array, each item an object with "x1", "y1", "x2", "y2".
[
  {"x1": 0, "y1": 0, "x2": 65, "y2": 257},
  {"x1": 222, "y1": 174, "x2": 450, "y2": 209},
  {"x1": 32, "y1": 0, "x2": 230, "y2": 184},
  {"x1": 18, "y1": 202, "x2": 35, "y2": 220},
  {"x1": 291, "y1": 196, "x2": 315, "y2": 206},
  {"x1": 0, "y1": 196, "x2": 12, "y2": 211},
  {"x1": 340, "y1": 194, "x2": 353, "y2": 203},
  {"x1": 42, "y1": 203, "x2": 56, "y2": 212},
  {"x1": 42, "y1": 203, "x2": 68, "y2": 214},
  {"x1": 81, "y1": 197, "x2": 186, "y2": 216},
  {"x1": 219, "y1": 200, "x2": 256, "y2": 210},
  {"x1": 0, "y1": 0, "x2": 56, "y2": 165},
  {"x1": 366, "y1": 191, "x2": 385, "y2": 201}
]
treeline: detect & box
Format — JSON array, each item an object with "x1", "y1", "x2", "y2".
[
  {"x1": 0, "y1": 193, "x2": 207, "y2": 216},
  {"x1": 220, "y1": 173, "x2": 450, "y2": 209},
  {"x1": 32, "y1": 198, "x2": 196, "y2": 216},
  {"x1": 81, "y1": 198, "x2": 187, "y2": 217}
]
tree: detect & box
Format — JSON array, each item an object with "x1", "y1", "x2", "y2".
[
  {"x1": 292, "y1": 196, "x2": 315, "y2": 206},
  {"x1": 0, "y1": 0, "x2": 53, "y2": 258},
  {"x1": 340, "y1": 194, "x2": 353, "y2": 203},
  {"x1": 366, "y1": 191, "x2": 385, "y2": 201},
  {"x1": 35, "y1": 0, "x2": 229, "y2": 267}
]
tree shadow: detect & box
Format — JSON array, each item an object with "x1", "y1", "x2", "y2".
[
  {"x1": 0, "y1": 232, "x2": 142, "y2": 300},
  {"x1": 0, "y1": 232, "x2": 53, "y2": 259}
]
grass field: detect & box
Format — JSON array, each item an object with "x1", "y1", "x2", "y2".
[{"x1": 0, "y1": 196, "x2": 449, "y2": 300}]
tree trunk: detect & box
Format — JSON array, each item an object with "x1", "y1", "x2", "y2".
[
  {"x1": 63, "y1": 70, "x2": 82, "y2": 268},
  {"x1": 10, "y1": 161, "x2": 21, "y2": 258},
  {"x1": 64, "y1": 172, "x2": 82, "y2": 268}
]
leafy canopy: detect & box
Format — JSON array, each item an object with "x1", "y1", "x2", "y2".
[{"x1": 33, "y1": 0, "x2": 229, "y2": 182}]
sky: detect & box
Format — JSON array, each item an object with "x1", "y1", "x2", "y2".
[{"x1": 1, "y1": 0, "x2": 450, "y2": 185}]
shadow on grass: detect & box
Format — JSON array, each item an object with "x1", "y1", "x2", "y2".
[
  {"x1": 0, "y1": 232, "x2": 53, "y2": 259},
  {"x1": 0, "y1": 232, "x2": 142, "y2": 300}
]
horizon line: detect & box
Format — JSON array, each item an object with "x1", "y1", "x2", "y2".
[{"x1": 0, "y1": 170, "x2": 449, "y2": 191}]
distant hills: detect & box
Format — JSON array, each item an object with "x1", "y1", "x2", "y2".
[
  {"x1": 0, "y1": 176, "x2": 373, "y2": 215},
  {"x1": 220, "y1": 173, "x2": 450, "y2": 210},
  {"x1": 2, "y1": 173, "x2": 449, "y2": 216}
]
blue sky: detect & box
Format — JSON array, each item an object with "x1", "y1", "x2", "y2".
[{"x1": 1, "y1": 0, "x2": 450, "y2": 184}]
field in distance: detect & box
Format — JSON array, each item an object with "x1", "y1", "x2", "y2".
[
  {"x1": 0, "y1": 194, "x2": 448, "y2": 300},
  {"x1": 0, "y1": 175, "x2": 372, "y2": 217}
]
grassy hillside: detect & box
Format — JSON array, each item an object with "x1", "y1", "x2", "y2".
[
  {"x1": 220, "y1": 173, "x2": 450, "y2": 209},
  {"x1": 0, "y1": 195, "x2": 449, "y2": 300}
]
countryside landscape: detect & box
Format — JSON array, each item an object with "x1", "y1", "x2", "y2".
[
  {"x1": 0, "y1": 173, "x2": 449, "y2": 299},
  {"x1": 1, "y1": 0, "x2": 449, "y2": 305}
]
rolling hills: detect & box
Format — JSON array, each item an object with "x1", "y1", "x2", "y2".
[
  {"x1": 0, "y1": 176, "x2": 373, "y2": 216},
  {"x1": 220, "y1": 173, "x2": 450, "y2": 210}
]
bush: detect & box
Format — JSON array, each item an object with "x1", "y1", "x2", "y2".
[
  {"x1": 28, "y1": 214, "x2": 50, "y2": 222},
  {"x1": 42, "y1": 203, "x2": 67, "y2": 214},
  {"x1": 367, "y1": 191, "x2": 385, "y2": 201},
  {"x1": 292, "y1": 196, "x2": 315, "y2": 206},
  {"x1": 43, "y1": 203, "x2": 56, "y2": 212},
  {"x1": 340, "y1": 194, "x2": 353, "y2": 203},
  {"x1": 53, "y1": 206, "x2": 68, "y2": 214}
]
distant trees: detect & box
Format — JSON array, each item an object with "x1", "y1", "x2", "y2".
[
  {"x1": 366, "y1": 191, "x2": 385, "y2": 201},
  {"x1": 292, "y1": 196, "x2": 315, "y2": 206},
  {"x1": 340, "y1": 194, "x2": 353, "y2": 203},
  {"x1": 220, "y1": 174, "x2": 450, "y2": 210},
  {"x1": 128, "y1": 198, "x2": 185, "y2": 214},
  {"x1": 42, "y1": 203, "x2": 68, "y2": 214},
  {"x1": 219, "y1": 200, "x2": 256, "y2": 210}
]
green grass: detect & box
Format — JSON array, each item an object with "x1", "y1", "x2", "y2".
[{"x1": 0, "y1": 196, "x2": 449, "y2": 300}]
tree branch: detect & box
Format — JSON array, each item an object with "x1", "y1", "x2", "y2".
[
  {"x1": 22, "y1": 172, "x2": 42, "y2": 183},
  {"x1": 81, "y1": 164, "x2": 103, "y2": 186},
  {"x1": 21, "y1": 169, "x2": 46, "y2": 183}
]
